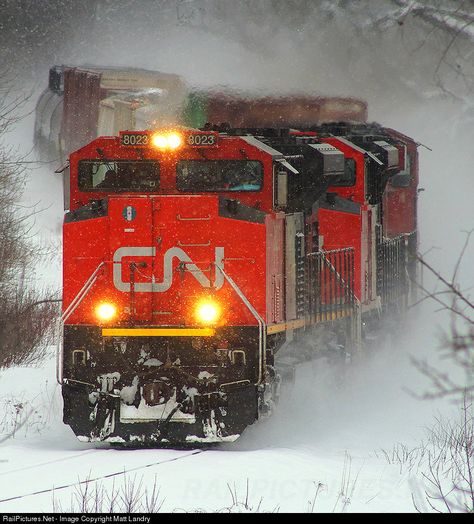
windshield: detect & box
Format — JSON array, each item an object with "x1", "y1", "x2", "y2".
[
  {"x1": 176, "y1": 160, "x2": 263, "y2": 192},
  {"x1": 78, "y1": 160, "x2": 160, "y2": 192}
]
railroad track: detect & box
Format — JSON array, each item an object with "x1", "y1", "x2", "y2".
[
  {"x1": 0, "y1": 449, "x2": 205, "y2": 504},
  {"x1": 0, "y1": 448, "x2": 101, "y2": 478}
]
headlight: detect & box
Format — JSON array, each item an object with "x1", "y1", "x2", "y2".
[
  {"x1": 195, "y1": 299, "x2": 221, "y2": 325},
  {"x1": 151, "y1": 131, "x2": 182, "y2": 150},
  {"x1": 95, "y1": 303, "x2": 117, "y2": 322},
  {"x1": 167, "y1": 132, "x2": 182, "y2": 150},
  {"x1": 151, "y1": 134, "x2": 168, "y2": 149}
]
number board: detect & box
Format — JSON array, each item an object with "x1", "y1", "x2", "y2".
[
  {"x1": 119, "y1": 131, "x2": 219, "y2": 148},
  {"x1": 185, "y1": 132, "x2": 218, "y2": 148},
  {"x1": 120, "y1": 132, "x2": 149, "y2": 147}
]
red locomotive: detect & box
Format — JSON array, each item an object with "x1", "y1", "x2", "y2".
[{"x1": 59, "y1": 123, "x2": 418, "y2": 444}]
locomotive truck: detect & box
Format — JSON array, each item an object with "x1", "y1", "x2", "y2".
[{"x1": 58, "y1": 123, "x2": 418, "y2": 444}]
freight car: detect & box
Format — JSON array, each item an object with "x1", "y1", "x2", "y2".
[
  {"x1": 58, "y1": 124, "x2": 418, "y2": 444},
  {"x1": 35, "y1": 65, "x2": 368, "y2": 163},
  {"x1": 34, "y1": 65, "x2": 186, "y2": 162}
]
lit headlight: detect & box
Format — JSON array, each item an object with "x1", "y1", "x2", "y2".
[
  {"x1": 95, "y1": 303, "x2": 116, "y2": 322},
  {"x1": 151, "y1": 134, "x2": 168, "y2": 149},
  {"x1": 151, "y1": 131, "x2": 182, "y2": 150},
  {"x1": 195, "y1": 300, "x2": 221, "y2": 325},
  {"x1": 167, "y1": 132, "x2": 182, "y2": 149}
]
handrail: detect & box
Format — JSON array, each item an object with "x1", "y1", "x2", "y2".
[
  {"x1": 319, "y1": 250, "x2": 356, "y2": 302},
  {"x1": 216, "y1": 264, "x2": 266, "y2": 385},
  {"x1": 56, "y1": 262, "x2": 105, "y2": 385},
  {"x1": 176, "y1": 214, "x2": 211, "y2": 221},
  {"x1": 61, "y1": 262, "x2": 106, "y2": 323},
  {"x1": 307, "y1": 248, "x2": 362, "y2": 355},
  {"x1": 309, "y1": 248, "x2": 358, "y2": 305}
]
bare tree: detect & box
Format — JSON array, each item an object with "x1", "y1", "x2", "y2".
[
  {"x1": 0, "y1": 70, "x2": 59, "y2": 369},
  {"x1": 411, "y1": 231, "x2": 474, "y2": 400},
  {"x1": 411, "y1": 393, "x2": 474, "y2": 513},
  {"x1": 387, "y1": 0, "x2": 474, "y2": 102}
]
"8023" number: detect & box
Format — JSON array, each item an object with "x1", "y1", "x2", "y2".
[
  {"x1": 187, "y1": 133, "x2": 217, "y2": 147},
  {"x1": 121, "y1": 133, "x2": 149, "y2": 146}
]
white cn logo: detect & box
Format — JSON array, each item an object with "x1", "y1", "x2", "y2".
[{"x1": 113, "y1": 246, "x2": 224, "y2": 292}]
